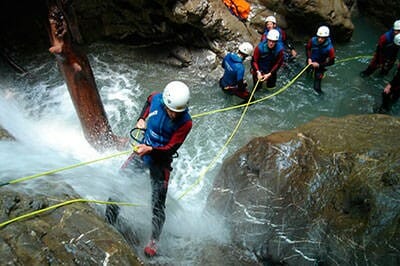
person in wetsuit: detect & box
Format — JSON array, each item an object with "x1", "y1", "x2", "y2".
[
  {"x1": 252, "y1": 29, "x2": 285, "y2": 90},
  {"x1": 361, "y1": 20, "x2": 400, "y2": 77},
  {"x1": 109, "y1": 81, "x2": 192, "y2": 257},
  {"x1": 305, "y1": 25, "x2": 335, "y2": 94},
  {"x1": 260, "y1": 15, "x2": 297, "y2": 62},
  {"x1": 219, "y1": 42, "x2": 254, "y2": 101}
]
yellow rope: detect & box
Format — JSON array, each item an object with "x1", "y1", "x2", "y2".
[
  {"x1": 336, "y1": 55, "x2": 371, "y2": 64},
  {"x1": 0, "y1": 149, "x2": 133, "y2": 187},
  {"x1": 0, "y1": 55, "x2": 371, "y2": 228},
  {"x1": 178, "y1": 78, "x2": 259, "y2": 199},
  {"x1": 0, "y1": 55, "x2": 370, "y2": 229},
  {"x1": 0, "y1": 198, "x2": 140, "y2": 228},
  {"x1": 193, "y1": 63, "x2": 312, "y2": 118},
  {"x1": 178, "y1": 64, "x2": 311, "y2": 199},
  {"x1": 1, "y1": 55, "x2": 369, "y2": 188}
]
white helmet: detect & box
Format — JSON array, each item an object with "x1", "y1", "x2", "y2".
[
  {"x1": 394, "y1": 34, "x2": 400, "y2": 46},
  {"x1": 265, "y1": 15, "x2": 277, "y2": 24},
  {"x1": 267, "y1": 29, "x2": 280, "y2": 41},
  {"x1": 238, "y1": 42, "x2": 254, "y2": 56},
  {"x1": 317, "y1": 26, "x2": 330, "y2": 37},
  {"x1": 394, "y1": 20, "x2": 400, "y2": 31},
  {"x1": 163, "y1": 81, "x2": 190, "y2": 112}
]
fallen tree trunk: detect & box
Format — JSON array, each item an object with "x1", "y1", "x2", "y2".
[{"x1": 46, "y1": 0, "x2": 126, "y2": 151}]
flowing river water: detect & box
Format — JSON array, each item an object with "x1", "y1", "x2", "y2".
[{"x1": 0, "y1": 16, "x2": 398, "y2": 264}]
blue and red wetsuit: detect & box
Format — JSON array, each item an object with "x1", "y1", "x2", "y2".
[
  {"x1": 363, "y1": 29, "x2": 400, "y2": 76},
  {"x1": 305, "y1": 36, "x2": 335, "y2": 93},
  {"x1": 251, "y1": 40, "x2": 284, "y2": 89},
  {"x1": 219, "y1": 52, "x2": 251, "y2": 100},
  {"x1": 121, "y1": 92, "x2": 192, "y2": 241}
]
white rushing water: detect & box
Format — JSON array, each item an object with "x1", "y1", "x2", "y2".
[{"x1": 0, "y1": 16, "x2": 399, "y2": 264}]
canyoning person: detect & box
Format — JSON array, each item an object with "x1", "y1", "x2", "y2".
[
  {"x1": 260, "y1": 15, "x2": 297, "y2": 61},
  {"x1": 376, "y1": 61, "x2": 400, "y2": 114},
  {"x1": 107, "y1": 81, "x2": 192, "y2": 257},
  {"x1": 305, "y1": 25, "x2": 335, "y2": 94},
  {"x1": 251, "y1": 29, "x2": 284, "y2": 90},
  {"x1": 361, "y1": 20, "x2": 400, "y2": 77},
  {"x1": 219, "y1": 42, "x2": 254, "y2": 101}
]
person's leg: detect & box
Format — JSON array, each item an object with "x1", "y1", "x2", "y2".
[
  {"x1": 105, "y1": 153, "x2": 143, "y2": 225},
  {"x1": 360, "y1": 53, "x2": 378, "y2": 77},
  {"x1": 378, "y1": 91, "x2": 393, "y2": 113},
  {"x1": 313, "y1": 69, "x2": 324, "y2": 94},
  {"x1": 380, "y1": 59, "x2": 396, "y2": 76},
  {"x1": 150, "y1": 171, "x2": 168, "y2": 241},
  {"x1": 144, "y1": 164, "x2": 170, "y2": 256},
  {"x1": 379, "y1": 86, "x2": 400, "y2": 113},
  {"x1": 266, "y1": 72, "x2": 277, "y2": 88},
  {"x1": 233, "y1": 87, "x2": 251, "y2": 100}
]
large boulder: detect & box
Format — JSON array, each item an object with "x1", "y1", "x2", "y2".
[
  {"x1": 253, "y1": 0, "x2": 354, "y2": 42},
  {"x1": 357, "y1": 0, "x2": 400, "y2": 28},
  {"x1": 0, "y1": 181, "x2": 142, "y2": 265},
  {"x1": 207, "y1": 114, "x2": 400, "y2": 265}
]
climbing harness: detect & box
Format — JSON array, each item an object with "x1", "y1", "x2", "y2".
[{"x1": 129, "y1": 127, "x2": 145, "y2": 144}]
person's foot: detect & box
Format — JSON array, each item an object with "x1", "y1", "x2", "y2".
[
  {"x1": 144, "y1": 239, "x2": 157, "y2": 257},
  {"x1": 379, "y1": 69, "x2": 389, "y2": 76},
  {"x1": 360, "y1": 69, "x2": 371, "y2": 77},
  {"x1": 374, "y1": 106, "x2": 389, "y2": 114},
  {"x1": 313, "y1": 88, "x2": 323, "y2": 95}
]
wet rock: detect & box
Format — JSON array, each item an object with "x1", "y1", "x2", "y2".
[
  {"x1": 255, "y1": 0, "x2": 354, "y2": 42},
  {"x1": 207, "y1": 114, "x2": 400, "y2": 265},
  {"x1": 0, "y1": 126, "x2": 14, "y2": 140},
  {"x1": 0, "y1": 181, "x2": 142, "y2": 265}
]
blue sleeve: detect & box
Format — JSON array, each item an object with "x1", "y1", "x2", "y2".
[{"x1": 236, "y1": 64, "x2": 245, "y2": 81}]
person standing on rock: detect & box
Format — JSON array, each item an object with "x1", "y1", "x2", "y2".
[
  {"x1": 219, "y1": 42, "x2": 254, "y2": 101},
  {"x1": 361, "y1": 20, "x2": 400, "y2": 77},
  {"x1": 260, "y1": 15, "x2": 297, "y2": 62},
  {"x1": 106, "y1": 81, "x2": 192, "y2": 257},
  {"x1": 251, "y1": 29, "x2": 285, "y2": 90},
  {"x1": 305, "y1": 25, "x2": 335, "y2": 94}
]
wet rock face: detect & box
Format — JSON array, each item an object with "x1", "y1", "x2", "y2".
[
  {"x1": 0, "y1": 126, "x2": 14, "y2": 140},
  {"x1": 256, "y1": 0, "x2": 354, "y2": 42},
  {"x1": 0, "y1": 183, "x2": 142, "y2": 266},
  {"x1": 207, "y1": 114, "x2": 400, "y2": 265},
  {"x1": 357, "y1": 0, "x2": 400, "y2": 28}
]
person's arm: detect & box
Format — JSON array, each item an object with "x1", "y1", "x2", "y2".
[
  {"x1": 136, "y1": 92, "x2": 157, "y2": 128},
  {"x1": 375, "y1": 34, "x2": 387, "y2": 65},
  {"x1": 251, "y1": 46, "x2": 261, "y2": 72},
  {"x1": 135, "y1": 120, "x2": 192, "y2": 157},
  {"x1": 252, "y1": 46, "x2": 264, "y2": 80},
  {"x1": 236, "y1": 64, "x2": 246, "y2": 90},
  {"x1": 282, "y1": 32, "x2": 297, "y2": 57}
]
